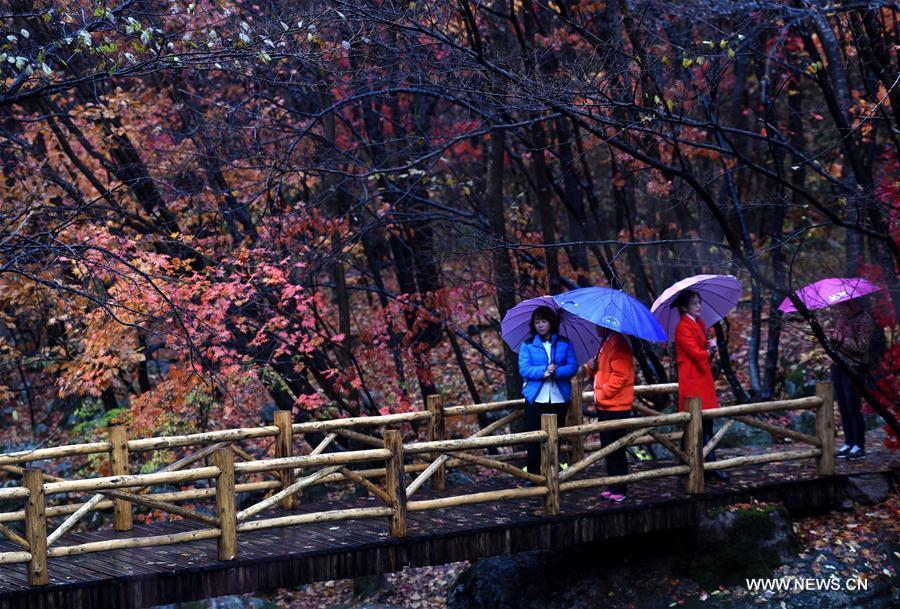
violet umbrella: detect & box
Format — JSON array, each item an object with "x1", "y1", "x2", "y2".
[
  {"x1": 778, "y1": 277, "x2": 882, "y2": 313},
  {"x1": 501, "y1": 296, "x2": 602, "y2": 366},
  {"x1": 650, "y1": 274, "x2": 742, "y2": 341}
]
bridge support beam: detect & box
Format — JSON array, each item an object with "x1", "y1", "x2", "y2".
[
  {"x1": 24, "y1": 468, "x2": 48, "y2": 586},
  {"x1": 815, "y1": 382, "x2": 835, "y2": 476},
  {"x1": 214, "y1": 448, "x2": 237, "y2": 560},
  {"x1": 541, "y1": 414, "x2": 560, "y2": 516},
  {"x1": 384, "y1": 430, "x2": 407, "y2": 537},
  {"x1": 108, "y1": 426, "x2": 133, "y2": 531},
  {"x1": 684, "y1": 397, "x2": 705, "y2": 494},
  {"x1": 427, "y1": 395, "x2": 446, "y2": 491},
  {"x1": 274, "y1": 410, "x2": 295, "y2": 510}
]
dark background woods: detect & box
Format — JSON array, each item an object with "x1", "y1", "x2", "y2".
[{"x1": 0, "y1": 1, "x2": 897, "y2": 447}]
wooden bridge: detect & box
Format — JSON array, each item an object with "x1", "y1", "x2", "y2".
[{"x1": 0, "y1": 381, "x2": 897, "y2": 609}]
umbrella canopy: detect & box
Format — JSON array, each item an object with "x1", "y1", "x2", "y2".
[
  {"x1": 778, "y1": 277, "x2": 882, "y2": 313},
  {"x1": 500, "y1": 296, "x2": 602, "y2": 366},
  {"x1": 650, "y1": 274, "x2": 742, "y2": 341},
  {"x1": 554, "y1": 287, "x2": 667, "y2": 343}
]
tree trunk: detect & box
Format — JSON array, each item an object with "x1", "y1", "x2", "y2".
[{"x1": 486, "y1": 128, "x2": 522, "y2": 399}]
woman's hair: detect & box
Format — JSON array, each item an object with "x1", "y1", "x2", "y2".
[
  {"x1": 671, "y1": 289, "x2": 701, "y2": 311},
  {"x1": 530, "y1": 306, "x2": 560, "y2": 336}
]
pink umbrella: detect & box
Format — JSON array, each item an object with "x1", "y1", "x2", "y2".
[
  {"x1": 778, "y1": 277, "x2": 882, "y2": 313},
  {"x1": 650, "y1": 275, "x2": 742, "y2": 341}
]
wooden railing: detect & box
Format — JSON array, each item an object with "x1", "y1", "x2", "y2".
[{"x1": 0, "y1": 380, "x2": 835, "y2": 586}]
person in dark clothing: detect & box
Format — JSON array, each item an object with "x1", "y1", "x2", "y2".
[{"x1": 829, "y1": 299, "x2": 875, "y2": 461}]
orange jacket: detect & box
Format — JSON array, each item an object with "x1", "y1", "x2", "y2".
[
  {"x1": 674, "y1": 315, "x2": 719, "y2": 411},
  {"x1": 587, "y1": 332, "x2": 634, "y2": 411}
]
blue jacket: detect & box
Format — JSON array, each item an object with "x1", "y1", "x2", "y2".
[{"x1": 518, "y1": 335, "x2": 579, "y2": 403}]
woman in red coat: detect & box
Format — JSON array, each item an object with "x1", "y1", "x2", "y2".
[{"x1": 672, "y1": 289, "x2": 729, "y2": 482}]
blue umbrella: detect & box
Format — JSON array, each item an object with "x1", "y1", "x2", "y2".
[
  {"x1": 500, "y1": 296, "x2": 602, "y2": 366},
  {"x1": 554, "y1": 287, "x2": 667, "y2": 342}
]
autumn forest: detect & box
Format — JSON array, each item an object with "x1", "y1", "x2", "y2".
[{"x1": 1, "y1": 0, "x2": 898, "y2": 453}]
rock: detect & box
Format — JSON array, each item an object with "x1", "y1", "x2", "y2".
[
  {"x1": 864, "y1": 412, "x2": 885, "y2": 432},
  {"x1": 447, "y1": 534, "x2": 681, "y2": 609},
  {"x1": 790, "y1": 411, "x2": 818, "y2": 437},
  {"x1": 301, "y1": 481, "x2": 330, "y2": 503},
  {"x1": 447, "y1": 522, "x2": 895, "y2": 609},
  {"x1": 686, "y1": 503, "x2": 797, "y2": 587},
  {"x1": 845, "y1": 474, "x2": 891, "y2": 505},
  {"x1": 353, "y1": 574, "x2": 390, "y2": 598},
  {"x1": 447, "y1": 551, "x2": 556, "y2": 609},
  {"x1": 328, "y1": 603, "x2": 403, "y2": 609},
  {"x1": 447, "y1": 471, "x2": 476, "y2": 486},
  {"x1": 783, "y1": 365, "x2": 817, "y2": 399},
  {"x1": 718, "y1": 421, "x2": 772, "y2": 449}
]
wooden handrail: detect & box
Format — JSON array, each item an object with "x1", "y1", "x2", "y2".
[
  {"x1": 0, "y1": 442, "x2": 112, "y2": 466},
  {"x1": 558, "y1": 412, "x2": 690, "y2": 437},
  {"x1": 233, "y1": 449, "x2": 392, "y2": 474},
  {"x1": 292, "y1": 411, "x2": 431, "y2": 433},
  {"x1": 128, "y1": 427, "x2": 278, "y2": 452},
  {"x1": 404, "y1": 430, "x2": 547, "y2": 456},
  {"x1": 1, "y1": 380, "x2": 842, "y2": 587},
  {"x1": 703, "y1": 396, "x2": 823, "y2": 419},
  {"x1": 0, "y1": 383, "x2": 679, "y2": 468},
  {"x1": 0, "y1": 487, "x2": 29, "y2": 501},
  {"x1": 43, "y1": 467, "x2": 221, "y2": 496}
]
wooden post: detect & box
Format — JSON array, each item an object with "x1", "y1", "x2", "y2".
[
  {"x1": 213, "y1": 447, "x2": 237, "y2": 560},
  {"x1": 684, "y1": 398, "x2": 705, "y2": 494},
  {"x1": 567, "y1": 377, "x2": 585, "y2": 464},
  {"x1": 815, "y1": 381, "x2": 835, "y2": 476},
  {"x1": 426, "y1": 394, "x2": 446, "y2": 491},
  {"x1": 24, "y1": 468, "x2": 48, "y2": 586},
  {"x1": 274, "y1": 410, "x2": 294, "y2": 510},
  {"x1": 384, "y1": 430, "x2": 407, "y2": 537},
  {"x1": 108, "y1": 425, "x2": 132, "y2": 531},
  {"x1": 541, "y1": 414, "x2": 561, "y2": 516}
]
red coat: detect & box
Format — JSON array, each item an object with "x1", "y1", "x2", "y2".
[{"x1": 674, "y1": 315, "x2": 719, "y2": 411}]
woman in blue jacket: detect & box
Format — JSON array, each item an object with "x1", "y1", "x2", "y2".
[{"x1": 518, "y1": 306, "x2": 578, "y2": 474}]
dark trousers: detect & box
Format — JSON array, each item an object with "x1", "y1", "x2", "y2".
[
  {"x1": 598, "y1": 410, "x2": 631, "y2": 495},
  {"x1": 525, "y1": 401, "x2": 567, "y2": 474},
  {"x1": 832, "y1": 364, "x2": 865, "y2": 449}
]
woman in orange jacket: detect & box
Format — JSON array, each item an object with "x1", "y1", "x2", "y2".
[
  {"x1": 672, "y1": 289, "x2": 728, "y2": 482},
  {"x1": 585, "y1": 327, "x2": 634, "y2": 502}
]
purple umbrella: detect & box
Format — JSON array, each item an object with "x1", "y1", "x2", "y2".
[
  {"x1": 501, "y1": 296, "x2": 601, "y2": 366},
  {"x1": 778, "y1": 277, "x2": 882, "y2": 313},
  {"x1": 650, "y1": 274, "x2": 742, "y2": 341}
]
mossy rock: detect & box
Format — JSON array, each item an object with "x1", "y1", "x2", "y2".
[
  {"x1": 717, "y1": 421, "x2": 773, "y2": 449},
  {"x1": 790, "y1": 411, "x2": 817, "y2": 437},
  {"x1": 864, "y1": 412, "x2": 885, "y2": 432},
  {"x1": 783, "y1": 364, "x2": 818, "y2": 398},
  {"x1": 685, "y1": 504, "x2": 797, "y2": 588}
]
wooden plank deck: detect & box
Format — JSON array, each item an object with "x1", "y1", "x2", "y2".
[{"x1": 0, "y1": 445, "x2": 897, "y2": 609}]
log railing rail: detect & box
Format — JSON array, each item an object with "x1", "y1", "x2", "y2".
[{"x1": 0, "y1": 381, "x2": 835, "y2": 585}]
